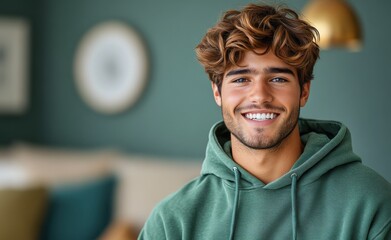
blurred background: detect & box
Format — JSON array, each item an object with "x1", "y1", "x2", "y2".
[{"x1": 0, "y1": 0, "x2": 390, "y2": 239}]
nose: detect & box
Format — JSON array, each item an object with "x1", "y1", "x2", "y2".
[{"x1": 249, "y1": 81, "x2": 273, "y2": 104}]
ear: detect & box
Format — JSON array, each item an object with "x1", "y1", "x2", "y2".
[
  {"x1": 300, "y1": 81, "x2": 311, "y2": 107},
  {"x1": 211, "y1": 82, "x2": 222, "y2": 107}
]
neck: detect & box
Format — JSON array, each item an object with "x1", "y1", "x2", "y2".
[{"x1": 231, "y1": 125, "x2": 303, "y2": 184}]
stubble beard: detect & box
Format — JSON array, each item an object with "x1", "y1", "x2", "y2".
[{"x1": 221, "y1": 103, "x2": 300, "y2": 150}]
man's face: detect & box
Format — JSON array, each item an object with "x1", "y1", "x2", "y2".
[{"x1": 212, "y1": 49, "x2": 310, "y2": 150}]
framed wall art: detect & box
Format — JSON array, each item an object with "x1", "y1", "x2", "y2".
[
  {"x1": 74, "y1": 21, "x2": 149, "y2": 115},
  {"x1": 0, "y1": 18, "x2": 29, "y2": 114}
]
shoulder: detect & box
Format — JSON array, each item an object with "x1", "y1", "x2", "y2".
[
  {"x1": 155, "y1": 174, "x2": 218, "y2": 213},
  {"x1": 332, "y1": 163, "x2": 391, "y2": 238},
  {"x1": 307, "y1": 162, "x2": 391, "y2": 239},
  {"x1": 323, "y1": 162, "x2": 391, "y2": 216},
  {"x1": 144, "y1": 175, "x2": 221, "y2": 219},
  {"x1": 339, "y1": 163, "x2": 391, "y2": 193},
  {"x1": 330, "y1": 162, "x2": 391, "y2": 201}
]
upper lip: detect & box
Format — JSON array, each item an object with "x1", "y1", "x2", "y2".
[{"x1": 242, "y1": 110, "x2": 279, "y2": 114}]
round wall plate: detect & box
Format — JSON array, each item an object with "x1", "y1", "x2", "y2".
[{"x1": 74, "y1": 21, "x2": 148, "y2": 114}]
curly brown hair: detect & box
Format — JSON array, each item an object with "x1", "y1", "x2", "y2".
[{"x1": 195, "y1": 3, "x2": 320, "y2": 90}]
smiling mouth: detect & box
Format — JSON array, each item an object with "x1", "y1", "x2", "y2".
[{"x1": 244, "y1": 112, "x2": 278, "y2": 121}]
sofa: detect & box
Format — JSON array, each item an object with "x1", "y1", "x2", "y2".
[{"x1": 0, "y1": 143, "x2": 202, "y2": 240}]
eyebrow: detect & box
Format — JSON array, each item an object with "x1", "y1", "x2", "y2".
[
  {"x1": 225, "y1": 68, "x2": 257, "y2": 77},
  {"x1": 264, "y1": 67, "x2": 295, "y2": 76},
  {"x1": 225, "y1": 67, "x2": 295, "y2": 78}
]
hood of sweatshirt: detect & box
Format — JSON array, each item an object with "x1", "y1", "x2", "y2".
[{"x1": 201, "y1": 118, "x2": 361, "y2": 189}]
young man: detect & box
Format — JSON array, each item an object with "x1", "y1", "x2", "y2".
[{"x1": 139, "y1": 3, "x2": 391, "y2": 240}]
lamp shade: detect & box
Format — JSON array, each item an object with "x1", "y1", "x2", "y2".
[{"x1": 302, "y1": 0, "x2": 362, "y2": 51}]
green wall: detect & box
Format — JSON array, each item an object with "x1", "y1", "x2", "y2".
[{"x1": 1, "y1": 0, "x2": 390, "y2": 182}]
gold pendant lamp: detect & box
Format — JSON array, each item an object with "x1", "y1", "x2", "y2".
[{"x1": 302, "y1": 0, "x2": 362, "y2": 51}]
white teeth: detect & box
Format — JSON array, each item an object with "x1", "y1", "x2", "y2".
[{"x1": 245, "y1": 113, "x2": 277, "y2": 121}]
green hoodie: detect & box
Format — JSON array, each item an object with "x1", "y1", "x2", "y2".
[{"x1": 139, "y1": 119, "x2": 391, "y2": 240}]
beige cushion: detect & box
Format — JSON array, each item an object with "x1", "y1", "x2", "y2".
[
  {"x1": 0, "y1": 186, "x2": 48, "y2": 240},
  {"x1": 9, "y1": 143, "x2": 117, "y2": 186}
]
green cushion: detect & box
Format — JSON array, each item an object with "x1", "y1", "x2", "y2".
[
  {"x1": 0, "y1": 186, "x2": 48, "y2": 240},
  {"x1": 40, "y1": 174, "x2": 117, "y2": 240}
]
